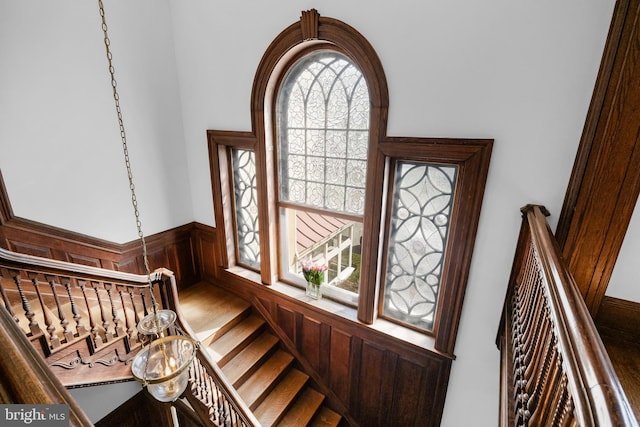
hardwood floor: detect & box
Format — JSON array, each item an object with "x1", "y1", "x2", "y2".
[
  {"x1": 600, "y1": 330, "x2": 640, "y2": 422},
  {"x1": 178, "y1": 282, "x2": 343, "y2": 427}
]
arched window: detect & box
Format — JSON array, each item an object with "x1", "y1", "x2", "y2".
[
  {"x1": 207, "y1": 10, "x2": 492, "y2": 355},
  {"x1": 277, "y1": 50, "x2": 369, "y2": 216},
  {"x1": 276, "y1": 50, "x2": 369, "y2": 303}
]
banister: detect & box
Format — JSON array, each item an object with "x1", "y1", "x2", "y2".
[
  {"x1": 0, "y1": 247, "x2": 260, "y2": 426},
  {"x1": 0, "y1": 247, "x2": 152, "y2": 283},
  {"x1": 497, "y1": 205, "x2": 637, "y2": 426},
  {"x1": 0, "y1": 303, "x2": 93, "y2": 426},
  {"x1": 161, "y1": 272, "x2": 261, "y2": 426}
]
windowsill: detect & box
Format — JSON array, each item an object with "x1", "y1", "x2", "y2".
[{"x1": 225, "y1": 266, "x2": 449, "y2": 359}]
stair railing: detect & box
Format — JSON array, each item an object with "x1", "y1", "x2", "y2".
[
  {"x1": 0, "y1": 300, "x2": 93, "y2": 426},
  {"x1": 0, "y1": 248, "x2": 160, "y2": 360},
  {"x1": 496, "y1": 205, "x2": 637, "y2": 426},
  {"x1": 155, "y1": 268, "x2": 261, "y2": 427},
  {"x1": 0, "y1": 247, "x2": 259, "y2": 427}
]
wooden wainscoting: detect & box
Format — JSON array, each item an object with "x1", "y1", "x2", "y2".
[
  {"x1": 0, "y1": 170, "x2": 203, "y2": 290},
  {"x1": 0, "y1": 174, "x2": 450, "y2": 425},
  {"x1": 214, "y1": 270, "x2": 452, "y2": 427}
]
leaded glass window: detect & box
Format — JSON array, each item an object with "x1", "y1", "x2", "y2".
[
  {"x1": 232, "y1": 148, "x2": 260, "y2": 270},
  {"x1": 277, "y1": 50, "x2": 369, "y2": 216},
  {"x1": 383, "y1": 161, "x2": 458, "y2": 332}
]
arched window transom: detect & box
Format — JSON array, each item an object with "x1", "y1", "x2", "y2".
[{"x1": 277, "y1": 50, "x2": 370, "y2": 216}]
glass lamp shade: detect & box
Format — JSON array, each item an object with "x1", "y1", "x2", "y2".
[
  {"x1": 136, "y1": 309, "x2": 177, "y2": 336},
  {"x1": 131, "y1": 335, "x2": 196, "y2": 402}
]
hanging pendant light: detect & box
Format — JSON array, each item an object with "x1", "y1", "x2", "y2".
[{"x1": 97, "y1": 0, "x2": 196, "y2": 403}]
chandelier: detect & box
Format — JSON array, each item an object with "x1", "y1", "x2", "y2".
[{"x1": 97, "y1": 0, "x2": 196, "y2": 403}]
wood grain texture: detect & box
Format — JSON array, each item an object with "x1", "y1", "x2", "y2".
[
  {"x1": 556, "y1": 0, "x2": 640, "y2": 315},
  {"x1": 498, "y1": 205, "x2": 638, "y2": 426},
  {"x1": 599, "y1": 330, "x2": 640, "y2": 422}
]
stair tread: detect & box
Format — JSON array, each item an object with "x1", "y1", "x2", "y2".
[
  {"x1": 254, "y1": 368, "x2": 309, "y2": 426},
  {"x1": 277, "y1": 387, "x2": 326, "y2": 427},
  {"x1": 179, "y1": 283, "x2": 251, "y2": 342},
  {"x1": 208, "y1": 314, "x2": 265, "y2": 365},
  {"x1": 222, "y1": 332, "x2": 280, "y2": 386},
  {"x1": 237, "y1": 350, "x2": 294, "y2": 409},
  {"x1": 309, "y1": 407, "x2": 342, "y2": 427}
]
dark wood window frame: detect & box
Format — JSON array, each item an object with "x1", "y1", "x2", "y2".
[{"x1": 207, "y1": 9, "x2": 492, "y2": 355}]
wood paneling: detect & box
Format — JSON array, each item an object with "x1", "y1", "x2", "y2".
[
  {"x1": 596, "y1": 296, "x2": 640, "y2": 341},
  {"x1": 329, "y1": 328, "x2": 352, "y2": 404},
  {"x1": 245, "y1": 277, "x2": 450, "y2": 426},
  {"x1": 194, "y1": 223, "x2": 218, "y2": 283},
  {"x1": 0, "y1": 208, "x2": 203, "y2": 291},
  {"x1": 0, "y1": 167, "x2": 449, "y2": 425},
  {"x1": 556, "y1": 0, "x2": 640, "y2": 315}
]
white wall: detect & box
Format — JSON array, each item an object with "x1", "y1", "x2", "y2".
[
  {"x1": 608, "y1": 198, "x2": 640, "y2": 301},
  {"x1": 0, "y1": 0, "x2": 622, "y2": 426},
  {"x1": 68, "y1": 381, "x2": 141, "y2": 423},
  {"x1": 0, "y1": 0, "x2": 192, "y2": 243}
]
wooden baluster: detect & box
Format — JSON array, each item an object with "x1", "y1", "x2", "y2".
[
  {"x1": 0, "y1": 267, "x2": 19, "y2": 323},
  {"x1": 104, "y1": 283, "x2": 123, "y2": 337},
  {"x1": 92, "y1": 281, "x2": 113, "y2": 342},
  {"x1": 79, "y1": 279, "x2": 102, "y2": 348},
  {"x1": 118, "y1": 286, "x2": 133, "y2": 341},
  {"x1": 128, "y1": 288, "x2": 142, "y2": 343},
  {"x1": 140, "y1": 288, "x2": 150, "y2": 317},
  {"x1": 528, "y1": 354, "x2": 565, "y2": 426},
  {"x1": 525, "y1": 327, "x2": 556, "y2": 411},
  {"x1": 523, "y1": 298, "x2": 552, "y2": 380},
  {"x1": 527, "y1": 338, "x2": 560, "y2": 421},
  {"x1": 28, "y1": 272, "x2": 59, "y2": 349},
  {"x1": 548, "y1": 378, "x2": 573, "y2": 427},
  {"x1": 220, "y1": 390, "x2": 231, "y2": 426},
  {"x1": 555, "y1": 390, "x2": 576, "y2": 427},
  {"x1": 44, "y1": 274, "x2": 72, "y2": 343},
  {"x1": 512, "y1": 309, "x2": 530, "y2": 423},
  {"x1": 514, "y1": 283, "x2": 542, "y2": 365},
  {"x1": 193, "y1": 361, "x2": 204, "y2": 401},
  {"x1": 63, "y1": 278, "x2": 86, "y2": 336},
  {"x1": 9, "y1": 269, "x2": 40, "y2": 335}
]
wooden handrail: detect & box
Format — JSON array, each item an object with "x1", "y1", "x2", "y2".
[
  {"x1": 0, "y1": 247, "x2": 259, "y2": 427},
  {"x1": 497, "y1": 205, "x2": 637, "y2": 426},
  {"x1": 0, "y1": 304, "x2": 93, "y2": 426},
  {"x1": 158, "y1": 271, "x2": 261, "y2": 427}
]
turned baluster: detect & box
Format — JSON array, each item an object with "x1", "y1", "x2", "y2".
[
  {"x1": 104, "y1": 282, "x2": 123, "y2": 337},
  {"x1": 28, "y1": 272, "x2": 59, "y2": 349},
  {"x1": 79, "y1": 279, "x2": 102, "y2": 348},
  {"x1": 8, "y1": 269, "x2": 40, "y2": 335},
  {"x1": 524, "y1": 328, "x2": 556, "y2": 409},
  {"x1": 190, "y1": 360, "x2": 203, "y2": 400},
  {"x1": 513, "y1": 283, "x2": 545, "y2": 365},
  {"x1": 220, "y1": 391, "x2": 231, "y2": 426},
  {"x1": 92, "y1": 281, "x2": 113, "y2": 342},
  {"x1": 526, "y1": 340, "x2": 561, "y2": 420},
  {"x1": 527, "y1": 355, "x2": 566, "y2": 425},
  {"x1": 44, "y1": 274, "x2": 72, "y2": 343},
  {"x1": 0, "y1": 267, "x2": 18, "y2": 322},
  {"x1": 63, "y1": 277, "x2": 86, "y2": 335},
  {"x1": 522, "y1": 298, "x2": 552, "y2": 378},
  {"x1": 118, "y1": 286, "x2": 134, "y2": 340},
  {"x1": 140, "y1": 288, "x2": 150, "y2": 317},
  {"x1": 128, "y1": 288, "x2": 142, "y2": 343}
]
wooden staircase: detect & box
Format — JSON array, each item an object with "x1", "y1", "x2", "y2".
[{"x1": 179, "y1": 282, "x2": 343, "y2": 427}]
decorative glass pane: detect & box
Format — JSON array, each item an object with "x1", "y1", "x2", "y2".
[
  {"x1": 383, "y1": 161, "x2": 458, "y2": 332},
  {"x1": 277, "y1": 50, "x2": 369, "y2": 216},
  {"x1": 232, "y1": 148, "x2": 260, "y2": 269}
]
